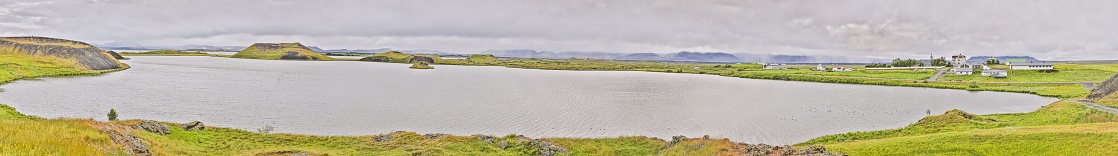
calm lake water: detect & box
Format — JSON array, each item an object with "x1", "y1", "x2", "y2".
[{"x1": 0, "y1": 56, "x2": 1057, "y2": 144}]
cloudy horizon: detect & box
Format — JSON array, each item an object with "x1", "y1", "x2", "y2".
[{"x1": 2, "y1": 0, "x2": 1117, "y2": 60}]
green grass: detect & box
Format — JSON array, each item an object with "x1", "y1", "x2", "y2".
[
  {"x1": 0, "y1": 52, "x2": 94, "y2": 84},
  {"x1": 139, "y1": 128, "x2": 537, "y2": 155},
  {"x1": 1096, "y1": 92, "x2": 1118, "y2": 108},
  {"x1": 1, "y1": 102, "x2": 124, "y2": 155},
  {"x1": 824, "y1": 123, "x2": 1118, "y2": 155},
  {"x1": 802, "y1": 100, "x2": 1118, "y2": 145},
  {"x1": 426, "y1": 58, "x2": 1104, "y2": 98},
  {"x1": 119, "y1": 50, "x2": 210, "y2": 56},
  {"x1": 546, "y1": 137, "x2": 665, "y2": 155}
]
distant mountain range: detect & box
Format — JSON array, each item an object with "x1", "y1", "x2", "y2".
[
  {"x1": 95, "y1": 42, "x2": 248, "y2": 51},
  {"x1": 966, "y1": 56, "x2": 1043, "y2": 63},
  {"x1": 482, "y1": 49, "x2": 886, "y2": 63}
]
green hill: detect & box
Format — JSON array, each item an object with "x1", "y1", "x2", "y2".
[
  {"x1": 468, "y1": 54, "x2": 498, "y2": 61},
  {"x1": 231, "y1": 43, "x2": 333, "y2": 60},
  {"x1": 0, "y1": 36, "x2": 126, "y2": 70},
  {"x1": 358, "y1": 51, "x2": 437, "y2": 64}
]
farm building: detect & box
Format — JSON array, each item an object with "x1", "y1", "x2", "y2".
[
  {"x1": 951, "y1": 67, "x2": 974, "y2": 75},
  {"x1": 831, "y1": 66, "x2": 854, "y2": 72},
  {"x1": 1009, "y1": 62, "x2": 1053, "y2": 70},
  {"x1": 761, "y1": 63, "x2": 787, "y2": 70},
  {"x1": 982, "y1": 70, "x2": 1008, "y2": 78}
]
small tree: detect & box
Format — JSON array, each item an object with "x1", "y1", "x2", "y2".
[
  {"x1": 984, "y1": 58, "x2": 1001, "y2": 65},
  {"x1": 107, "y1": 109, "x2": 118, "y2": 121}
]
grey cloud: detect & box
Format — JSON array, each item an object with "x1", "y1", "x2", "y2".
[{"x1": 1, "y1": 0, "x2": 1116, "y2": 60}]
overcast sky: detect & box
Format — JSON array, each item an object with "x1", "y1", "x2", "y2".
[{"x1": 2, "y1": 0, "x2": 1117, "y2": 60}]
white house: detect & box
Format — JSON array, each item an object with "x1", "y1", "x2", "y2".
[
  {"x1": 951, "y1": 67, "x2": 974, "y2": 75},
  {"x1": 816, "y1": 64, "x2": 826, "y2": 71},
  {"x1": 832, "y1": 66, "x2": 854, "y2": 72},
  {"x1": 761, "y1": 63, "x2": 787, "y2": 70},
  {"x1": 1009, "y1": 62, "x2": 1054, "y2": 70},
  {"x1": 982, "y1": 70, "x2": 1008, "y2": 78}
]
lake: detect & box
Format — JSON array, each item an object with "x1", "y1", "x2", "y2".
[{"x1": 0, "y1": 56, "x2": 1058, "y2": 144}]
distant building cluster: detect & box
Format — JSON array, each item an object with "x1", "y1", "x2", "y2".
[
  {"x1": 756, "y1": 53, "x2": 1054, "y2": 78},
  {"x1": 946, "y1": 53, "x2": 1053, "y2": 78},
  {"x1": 761, "y1": 62, "x2": 787, "y2": 70}
]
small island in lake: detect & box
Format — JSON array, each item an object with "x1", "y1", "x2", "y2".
[{"x1": 410, "y1": 62, "x2": 434, "y2": 69}]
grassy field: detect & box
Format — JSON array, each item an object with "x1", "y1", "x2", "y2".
[
  {"x1": 1096, "y1": 92, "x2": 1118, "y2": 108},
  {"x1": 824, "y1": 122, "x2": 1118, "y2": 155},
  {"x1": 118, "y1": 50, "x2": 210, "y2": 56},
  {"x1": 0, "y1": 106, "x2": 125, "y2": 156},
  {"x1": 942, "y1": 63, "x2": 1118, "y2": 82},
  {"x1": 803, "y1": 100, "x2": 1118, "y2": 155},
  {"x1": 0, "y1": 101, "x2": 751, "y2": 155},
  {"x1": 0, "y1": 52, "x2": 94, "y2": 84}
]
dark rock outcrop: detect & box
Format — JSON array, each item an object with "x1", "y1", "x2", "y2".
[
  {"x1": 98, "y1": 125, "x2": 152, "y2": 156},
  {"x1": 106, "y1": 50, "x2": 127, "y2": 59},
  {"x1": 498, "y1": 141, "x2": 510, "y2": 150},
  {"x1": 475, "y1": 134, "x2": 497, "y2": 144},
  {"x1": 373, "y1": 131, "x2": 407, "y2": 142},
  {"x1": 526, "y1": 139, "x2": 568, "y2": 156},
  {"x1": 181, "y1": 121, "x2": 205, "y2": 131},
  {"x1": 729, "y1": 143, "x2": 843, "y2": 156},
  {"x1": 1088, "y1": 73, "x2": 1118, "y2": 101},
  {"x1": 411, "y1": 55, "x2": 434, "y2": 63},
  {"x1": 133, "y1": 120, "x2": 170, "y2": 135},
  {"x1": 280, "y1": 51, "x2": 311, "y2": 60},
  {"x1": 424, "y1": 133, "x2": 448, "y2": 139},
  {"x1": 0, "y1": 37, "x2": 124, "y2": 70}
]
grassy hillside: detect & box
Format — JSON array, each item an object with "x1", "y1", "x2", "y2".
[
  {"x1": 804, "y1": 100, "x2": 1118, "y2": 155},
  {"x1": 0, "y1": 104, "x2": 126, "y2": 155},
  {"x1": 824, "y1": 122, "x2": 1118, "y2": 155},
  {"x1": 0, "y1": 36, "x2": 126, "y2": 70},
  {"x1": 119, "y1": 50, "x2": 209, "y2": 56},
  {"x1": 231, "y1": 43, "x2": 333, "y2": 60},
  {"x1": 0, "y1": 102, "x2": 787, "y2": 155}
]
